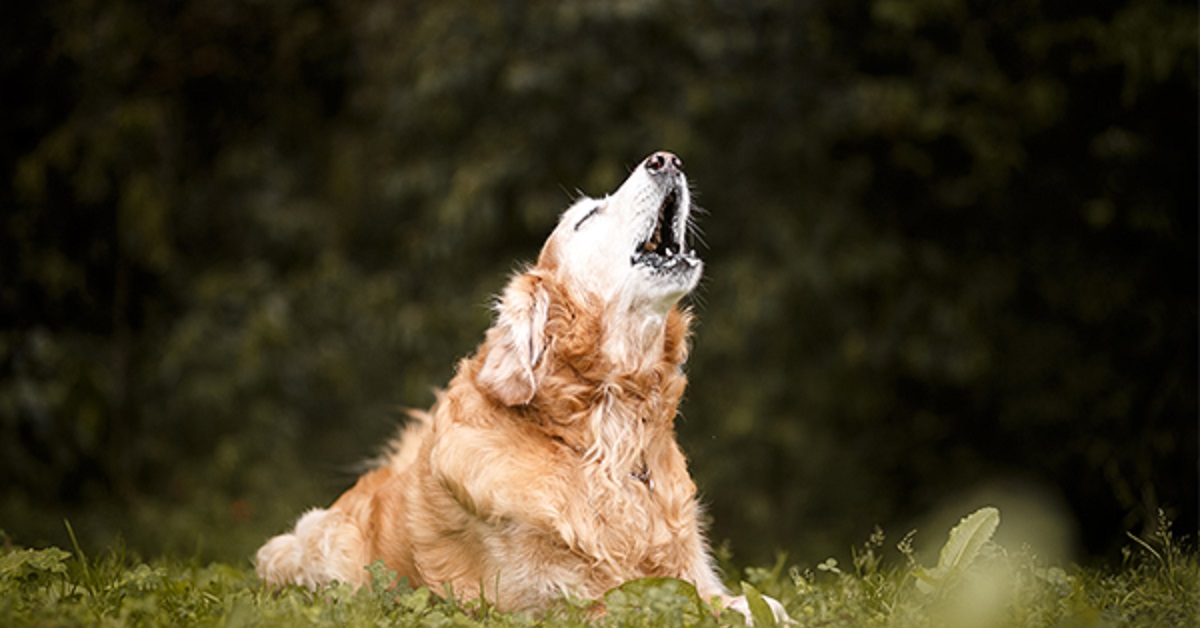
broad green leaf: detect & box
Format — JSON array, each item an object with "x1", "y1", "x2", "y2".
[
  {"x1": 604, "y1": 577, "x2": 702, "y2": 606},
  {"x1": 917, "y1": 506, "x2": 1000, "y2": 594},
  {"x1": 740, "y1": 581, "x2": 778, "y2": 627},
  {"x1": 937, "y1": 507, "x2": 1000, "y2": 574},
  {"x1": 603, "y1": 577, "x2": 707, "y2": 624},
  {"x1": 916, "y1": 506, "x2": 1003, "y2": 595}
]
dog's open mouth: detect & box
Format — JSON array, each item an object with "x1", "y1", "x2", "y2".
[{"x1": 632, "y1": 188, "x2": 698, "y2": 271}]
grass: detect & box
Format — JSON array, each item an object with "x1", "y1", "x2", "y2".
[{"x1": 1, "y1": 508, "x2": 1195, "y2": 627}]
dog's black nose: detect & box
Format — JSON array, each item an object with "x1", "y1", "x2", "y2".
[{"x1": 645, "y1": 151, "x2": 683, "y2": 173}]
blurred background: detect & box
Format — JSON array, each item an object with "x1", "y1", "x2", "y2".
[{"x1": 2, "y1": 0, "x2": 1195, "y2": 568}]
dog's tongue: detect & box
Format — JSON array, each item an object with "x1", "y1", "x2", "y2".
[{"x1": 644, "y1": 227, "x2": 662, "y2": 253}]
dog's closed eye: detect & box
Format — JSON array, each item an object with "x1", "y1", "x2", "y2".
[{"x1": 573, "y1": 205, "x2": 602, "y2": 231}]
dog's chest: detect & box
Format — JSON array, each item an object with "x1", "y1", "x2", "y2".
[{"x1": 569, "y1": 444, "x2": 696, "y2": 572}]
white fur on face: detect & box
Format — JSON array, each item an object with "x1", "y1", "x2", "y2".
[{"x1": 550, "y1": 161, "x2": 702, "y2": 314}]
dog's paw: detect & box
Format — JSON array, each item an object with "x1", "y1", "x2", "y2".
[
  {"x1": 256, "y1": 530, "x2": 306, "y2": 588},
  {"x1": 725, "y1": 593, "x2": 792, "y2": 625},
  {"x1": 255, "y1": 508, "x2": 368, "y2": 590}
]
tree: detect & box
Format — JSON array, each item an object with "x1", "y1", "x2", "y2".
[{"x1": 2, "y1": 0, "x2": 1194, "y2": 563}]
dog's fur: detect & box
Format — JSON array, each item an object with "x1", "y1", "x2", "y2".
[{"x1": 256, "y1": 153, "x2": 785, "y2": 620}]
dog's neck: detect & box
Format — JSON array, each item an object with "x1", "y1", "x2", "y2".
[
  {"x1": 575, "y1": 302, "x2": 691, "y2": 486},
  {"x1": 568, "y1": 293, "x2": 692, "y2": 385},
  {"x1": 600, "y1": 307, "x2": 671, "y2": 373},
  {"x1": 473, "y1": 278, "x2": 692, "y2": 484}
]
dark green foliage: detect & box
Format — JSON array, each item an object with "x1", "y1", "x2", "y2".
[{"x1": 1, "y1": 0, "x2": 1195, "y2": 567}]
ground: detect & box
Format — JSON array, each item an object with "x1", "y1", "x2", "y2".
[{"x1": 1, "y1": 509, "x2": 1195, "y2": 627}]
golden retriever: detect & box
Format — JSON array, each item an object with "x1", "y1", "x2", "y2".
[{"x1": 255, "y1": 151, "x2": 787, "y2": 622}]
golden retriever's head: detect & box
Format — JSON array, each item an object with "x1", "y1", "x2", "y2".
[
  {"x1": 476, "y1": 152, "x2": 702, "y2": 406},
  {"x1": 544, "y1": 151, "x2": 702, "y2": 312}
]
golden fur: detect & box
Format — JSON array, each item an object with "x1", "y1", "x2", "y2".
[{"x1": 255, "y1": 152, "x2": 786, "y2": 621}]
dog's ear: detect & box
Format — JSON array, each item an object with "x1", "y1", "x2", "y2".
[{"x1": 477, "y1": 274, "x2": 550, "y2": 406}]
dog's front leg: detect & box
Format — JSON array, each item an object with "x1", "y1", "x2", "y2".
[
  {"x1": 679, "y1": 533, "x2": 791, "y2": 625},
  {"x1": 429, "y1": 422, "x2": 587, "y2": 550}
]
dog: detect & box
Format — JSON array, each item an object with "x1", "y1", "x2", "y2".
[{"x1": 255, "y1": 151, "x2": 787, "y2": 622}]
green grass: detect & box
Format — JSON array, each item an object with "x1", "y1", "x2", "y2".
[{"x1": 1, "y1": 509, "x2": 1195, "y2": 627}]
